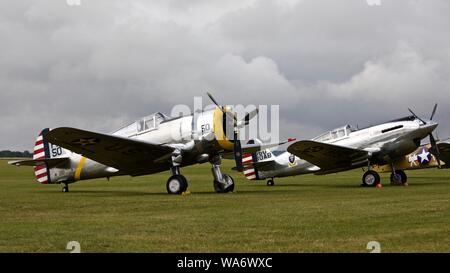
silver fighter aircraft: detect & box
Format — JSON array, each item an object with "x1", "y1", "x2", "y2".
[
  {"x1": 9, "y1": 94, "x2": 286, "y2": 194},
  {"x1": 240, "y1": 105, "x2": 440, "y2": 187}
]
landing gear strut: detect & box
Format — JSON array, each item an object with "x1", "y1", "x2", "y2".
[
  {"x1": 210, "y1": 155, "x2": 235, "y2": 193},
  {"x1": 267, "y1": 179, "x2": 275, "y2": 186},
  {"x1": 62, "y1": 183, "x2": 69, "y2": 193}
]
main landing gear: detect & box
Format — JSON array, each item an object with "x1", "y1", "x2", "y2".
[
  {"x1": 210, "y1": 155, "x2": 235, "y2": 193},
  {"x1": 362, "y1": 170, "x2": 381, "y2": 187},
  {"x1": 390, "y1": 170, "x2": 408, "y2": 186},
  {"x1": 267, "y1": 179, "x2": 275, "y2": 187},
  {"x1": 166, "y1": 167, "x2": 188, "y2": 194},
  {"x1": 166, "y1": 151, "x2": 189, "y2": 194},
  {"x1": 166, "y1": 152, "x2": 235, "y2": 194},
  {"x1": 361, "y1": 164, "x2": 408, "y2": 187},
  {"x1": 362, "y1": 160, "x2": 381, "y2": 187},
  {"x1": 62, "y1": 183, "x2": 69, "y2": 193}
]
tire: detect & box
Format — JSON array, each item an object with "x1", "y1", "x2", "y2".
[
  {"x1": 214, "y1": 174, "x2": 235, "y2": 193},
  {"x1": 62, "y1": 185, "x2": 69, "y2": 193},
  {"x1": 390, "y1": 170, "x2": 407, "y2": 185},
  {"x1": 362, "y1": 170, "x2": 381, "y2": 187},
  {"x1": 267, "y1": 179, "x2": 275, "y2": 186},
  {"x1": 166, "y1": 175, "x2": 188, "y2": 194}
]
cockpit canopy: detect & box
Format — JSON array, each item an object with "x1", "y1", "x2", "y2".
[
  {"x1": 312, "y1": 124, "x2": 357, "y2": 142},
  {"x1": 113, "y1": 112, "x2": 170, "y2": 137}
]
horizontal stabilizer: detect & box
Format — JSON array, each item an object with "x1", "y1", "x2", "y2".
[{"x1": 241, "y1": 138, "x2": 296, "y2": 154}]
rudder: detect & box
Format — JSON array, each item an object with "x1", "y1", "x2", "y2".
[{"x1": 33, "y1": 129, "x2": 51, "y2": 184}]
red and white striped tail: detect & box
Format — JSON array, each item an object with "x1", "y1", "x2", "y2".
[
  {"x1": 33, "y1": 129, "x2": 50, "y2": 184},
  {"x1": 242, "y1": 153, "x2": 257, "y2": 180}
]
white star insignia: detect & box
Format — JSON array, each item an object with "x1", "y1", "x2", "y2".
[
  {"x1": 72, "y1": 138, "x2": 99, "y2": 147},
  {"x1": 417, "y1": 148, "x2": 430, "y2": 164}
]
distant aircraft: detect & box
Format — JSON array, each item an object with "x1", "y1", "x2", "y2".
[
  {"x1": 9, "y1": 93, "x2": 288, "y2": 194},
  {"x1": 240, "y1": 105, "x2": 441, "y2": 187},
  {"x1": 372, "y1": 139, "x2": 450, "y2": 183}
]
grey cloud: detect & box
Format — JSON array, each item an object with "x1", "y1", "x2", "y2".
[{"x1": 1, "y1": 0, "x2": 449, "y2": 150}]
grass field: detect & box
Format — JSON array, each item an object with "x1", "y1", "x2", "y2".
[{"x1": 0, "y1": 159, "x2": 449, "y2": 253}]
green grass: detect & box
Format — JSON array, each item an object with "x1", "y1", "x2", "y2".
[{"x1": 0, "y1": 159, "x2": 449, "y2": 252}]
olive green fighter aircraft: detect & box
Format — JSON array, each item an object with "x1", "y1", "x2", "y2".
[{"x1": 9, "y1": 93, "x2": 289, "y2": 194}]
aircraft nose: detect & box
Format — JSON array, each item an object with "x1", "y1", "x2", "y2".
[{"x1": 422, "y1": 120, "x2": 438, "y2": 133}]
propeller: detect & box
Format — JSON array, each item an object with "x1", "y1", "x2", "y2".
[
  {"x1": 430, "y1": 103, "x2": 438, "y2": 120},
  {"x1": 207, "y1": 92, "x2": 223, "y2": 112},
  {"x1": 409, "y1": 103, "x2": 441, "y2": 168},
  {"x1": 429, "y1": 133, "x2": 441, "y2": 168},
  {"x1": 408, "y1": 108, "x2": 427, "y2": 125},
  {"x1": 207, "y1": 92, "x2": 258, "y2": 172}
]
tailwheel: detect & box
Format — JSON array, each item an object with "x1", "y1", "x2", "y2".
[
  {"x1": 214, "y1": 174, "x2": 235, "y2": 193},
  {"x1": 62, "y1": 184, "x2": 69, "y2": 193},
  {"x1": 390, "y1": 170, "x2": 407, "y2": 186},
  {"x1": 267, "y1": 179, "x2": 275, "y2": 186},
  {"x1": 362, "y1": 170, "x2": 381, "y2": 187},
  {"x1": 166, "y1": 175, "x2": 188, "y2": 194}
]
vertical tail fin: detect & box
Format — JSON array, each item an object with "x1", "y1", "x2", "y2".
[
  {"x1": 242, "y1": 152, "x2": 258, "y2": 180},
  {"x1": 33, "y1": 129, "x2": 51, "y2": 184},
  {"x1": 241, "y1": 139, "x2": 259, "y2": 180}
]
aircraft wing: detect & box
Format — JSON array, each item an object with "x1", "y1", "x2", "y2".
[
  {"x1": 45, "y1": 127, "x2": 174, "y2": 176},
  {"x1": 8, "y1": 157, "x2": 70, "y2": 168},
  {"x1": 287, "y1": 140, "x2": 369, "y2": 175}
]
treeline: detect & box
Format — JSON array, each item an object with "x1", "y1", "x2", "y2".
[{"x1": 0, "y1": 150, "x2": 32, "y2": 158}]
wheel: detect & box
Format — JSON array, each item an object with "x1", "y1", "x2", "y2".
[
  {"x1": 267, "y1": 179, "x2": 275, "y2": 186},
  {"x1": 362, "y1": 170, "x2": 381, "y2": 187},
  {"x1": 390, "y1": 170, "x2": 407, "y2": 185},
  {"x1": 214, "y1": 174, "x2": 235, "y2": 193},
  {"x1": 390, "y1": 172, "x2": 402, "y2": 185},
  {"x1": 166, "y1": 175, "x2": 188, "y2": 194},
  {"x1": 62, "y1": 185, "x2": 69, "y2": 193}
]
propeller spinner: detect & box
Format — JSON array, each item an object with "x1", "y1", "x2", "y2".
[{"x1": 207, "y1": 92, "x2": 258, "y2": 171}]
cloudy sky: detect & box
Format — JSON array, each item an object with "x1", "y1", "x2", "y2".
[{"x1": 1, "y1": 0, "x2": 449, "y2": 150}]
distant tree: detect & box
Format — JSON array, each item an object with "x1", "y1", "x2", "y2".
[{"x1": 0, "y1": 150, "x2": 32, "y2": 158}]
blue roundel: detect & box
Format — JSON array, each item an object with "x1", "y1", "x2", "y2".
[{"x1": 417, "y1": 147, "x2": 432, "y2": 165}]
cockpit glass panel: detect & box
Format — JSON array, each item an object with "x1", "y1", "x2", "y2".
[
  {"x1": 336, "y1": 129, "x2": 345, "y2": 138},
  {"x1": 313, "y1": 124, "x2": 356, "y2": 142},
  {"x1": 145, "y1": 117, "x2": 155, "y2": 131},
  {"x1": 112, "y1": 112, "x2": 169, "y2": 136}
]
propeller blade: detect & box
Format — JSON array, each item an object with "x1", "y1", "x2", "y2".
[
  {"x1": 207, "y1": 92, "x2": 223, "y2": 112},
  {"x1": 408, "y1": 108, "x2": 427, "y2": 124},
  {"x1": 430, "y1": 103, "x2": 438, "y2": 120},
  {"x1": 429, "y1": 133, "x2": 441, "y2": 168},
  {"x1": 233, "y1": 130, "x2": 243, "y2": 172}
]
